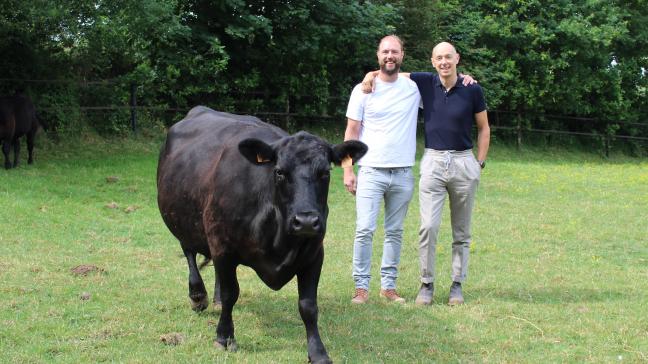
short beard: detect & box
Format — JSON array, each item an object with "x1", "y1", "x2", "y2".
[{"x1": 380, "y1": 63, "x2": 400, "y2": 76}]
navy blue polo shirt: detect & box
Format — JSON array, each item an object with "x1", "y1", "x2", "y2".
[{"x1": 410, "y1": 73, "x2": 487, "y2": 151}]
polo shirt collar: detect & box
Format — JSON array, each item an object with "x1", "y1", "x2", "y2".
[{"x1": 434, "y1": 74, "x2": 464, "y2": 90}]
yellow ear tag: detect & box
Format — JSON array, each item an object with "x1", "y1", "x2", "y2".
[
  {"x1": 341, "y1": 155, "x2": 352, "y2": 168},
  {"x1": 256, "y1": 154, "x2": 271, "y2": 163}
]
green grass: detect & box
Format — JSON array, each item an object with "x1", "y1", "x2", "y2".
[{"x1": 1, "y1": 132, "x2": 647, "y2": 363}]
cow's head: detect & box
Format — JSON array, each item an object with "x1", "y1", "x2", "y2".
[{"x1": 239, "y1": 131, "x2": 367, "y2": 238}]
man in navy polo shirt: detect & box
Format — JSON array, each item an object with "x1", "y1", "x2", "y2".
[
  {"x1": 361, "y1": 41, "x2": 490, "y2": 305},
  {"x1": 411, "y1": 42, "x2": 490, "y2": 306}
]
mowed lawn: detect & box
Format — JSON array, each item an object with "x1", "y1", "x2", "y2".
[{"x1": 1, "y1": 133, "x2": 647, "y2": 363}]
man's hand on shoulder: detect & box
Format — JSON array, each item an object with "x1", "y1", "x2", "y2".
[
  {"x1": 361, "y1": 71, "x2": 379, "y2": 93},
  {"x1": 459, "y1": 73, "x2": 477, "y2": 86}
]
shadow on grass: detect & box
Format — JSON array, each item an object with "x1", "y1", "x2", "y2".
[
  {"x1": 179, "y1": 288, "x2": 318, "y2": 354},
  {"x1": 179, "y1": 288, "x2": 464, "y2": 361}
]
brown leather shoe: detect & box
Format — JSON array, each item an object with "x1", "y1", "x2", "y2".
[
  {"x1": 379, "y1": 289, "x2": 406, "y2": 304},
  {"x1": 351, "y1": 288, "x2": 368, "y2": 304}
]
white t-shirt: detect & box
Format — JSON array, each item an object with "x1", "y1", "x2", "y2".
[{"x1": 346, "y1": 76, "x2": 421, "y2": 167}]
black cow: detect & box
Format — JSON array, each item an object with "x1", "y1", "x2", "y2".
[
  {"x1": 0, "y1": 93, "x2": 44, "y2": 169},
  {"x1": 157, "y1": 106, "x2": 367, "y2": 363}
]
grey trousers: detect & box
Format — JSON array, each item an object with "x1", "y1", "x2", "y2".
[{"x1": 418, "y1": 149, "x2": 481, "y2": 284}]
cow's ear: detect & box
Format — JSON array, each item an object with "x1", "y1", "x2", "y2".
[
  {"x1": 330, "y1": 140, "x2": 368, "y2": 167},
  {"x1": 239, "y1": 138, "x2": 277, "y2": 165}
]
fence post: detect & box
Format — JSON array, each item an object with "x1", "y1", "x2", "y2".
[
  {"x1": 130, "y1": 83, "x2": 137, "y2": 133},
  {"x1": 604, "y1": 134, "x2": 610, "y2": 158},
  {"x1": 516, "y1": 112, "x2": 522, "y2": 150},
  {"x1": 285, "y1": 95, "x2": 291, "y2": 130}
]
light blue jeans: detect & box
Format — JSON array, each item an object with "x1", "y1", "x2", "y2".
[{"x1": 352, "y1": 166, "x2": 414, "y2": 290}]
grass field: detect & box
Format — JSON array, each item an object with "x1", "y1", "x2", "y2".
[{"x1": 1, "y1": 131, "x2": 647, "y2": 363}]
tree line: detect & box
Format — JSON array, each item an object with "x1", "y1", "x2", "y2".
[{"x1": 1, "y1": 0, "x2": 646, "y2": 150}]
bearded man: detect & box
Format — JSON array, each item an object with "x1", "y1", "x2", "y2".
[{"x1": 343, "y1": 35, "x2": 420, "y2": 304}]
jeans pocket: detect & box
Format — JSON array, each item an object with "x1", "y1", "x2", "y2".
[
  {"x1": 359, "y1": 166, "x2": 375, "y2": 176},
  {"x1": 405, "y1": 168, "x2": 415, "y2": 182}
]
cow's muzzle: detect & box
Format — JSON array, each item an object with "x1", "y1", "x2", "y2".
[{"x1": 289, "y1": 212, "x2": 322, "y2": 236}]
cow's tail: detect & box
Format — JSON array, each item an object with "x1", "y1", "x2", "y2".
[{"x1": 198, "y1": 256, "x2": 212, "y2": 270}]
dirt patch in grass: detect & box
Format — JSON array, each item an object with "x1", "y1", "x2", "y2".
[
  {"x1": 105, "y1": 202, "x2": 119, "y2": 209},
  {"x1": 71, "y1": 264, "x2": 103, "y2": 276},
  {"x1": 160, "y1": 332, "x2": 184, "y2": 346}
]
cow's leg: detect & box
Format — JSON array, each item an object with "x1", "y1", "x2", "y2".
[
  {"x1": 12, "y1": 137, "x2": 20, "y2": 167},
  {"x1": 182, "y1": 248, "x2": 209, "y2": 312},
  {"x1": 213, "y1": 257, "x2": 239, "y2": 351},
  {"x1": 26, "y1": 131, "x2": 35, "y2": 164},
  {"x1": 297, "y1": 252, "x2": 330, "y2": 364},
  {"x1": 213, "y1": 275, "x2": 222, "y2": 309},
  {"x1": 2, "y1": 140, "x2": 12, "y2": 169},
  {"x1": 197, "y1": 255, "x2": 221, "y2": 309}
]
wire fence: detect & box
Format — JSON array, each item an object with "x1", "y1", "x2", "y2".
[{"x1": 2, "y1": 78, "x2": 647, "y2": 156}]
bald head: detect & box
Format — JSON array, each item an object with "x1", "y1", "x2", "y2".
[
  {"x1": 432, "y1": 42, "x2": 457, "y2": 58},
  {"x1": 431, "y1": 41, "x2": 460, "y2": 80}
]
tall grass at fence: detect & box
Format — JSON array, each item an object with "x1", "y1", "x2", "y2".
[{"x1": 0, "y1": 132, "x2": 646, "y2": 363}]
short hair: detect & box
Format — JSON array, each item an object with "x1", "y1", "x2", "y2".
[{"x1": 377, "y1": 35, "x2": 404, "y2": 52}]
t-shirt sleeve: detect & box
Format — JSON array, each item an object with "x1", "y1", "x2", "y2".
[
  {"x1": 472, "y1": 84, "x2": 487, "y2": 113},
  {"x1": 345, "y1": 84, "x2": 366, "y2": 121}
]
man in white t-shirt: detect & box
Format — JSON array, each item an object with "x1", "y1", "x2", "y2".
[{"x1": 343, "y1": 35, "x2": 420, "y2": 304}]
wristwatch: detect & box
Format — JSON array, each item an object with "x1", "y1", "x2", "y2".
[{"x1": 478, "y1": 160, "x2": 486, "y2": 169}]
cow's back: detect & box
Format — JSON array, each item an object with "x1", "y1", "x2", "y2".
[
  {"x1": 158, "y1": 106, "x2": 286, "y2": 183},
  {"x1": 9, "y1": 95, "x2": 38, "y2": 136},
  {"x1": 157, "y1": 107, "x2": 286, "y2": 253},
  {"x1": 0, "y1": 97, "x2": 16, "y2": 140}
]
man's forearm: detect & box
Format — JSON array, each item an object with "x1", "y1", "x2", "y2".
[
  {"x1": 477, "y1": 125, "x2": 490, "y2": 161},
  {"x1": 344, "y1": 119, "x2": 361, "y2": 141},
  {"x1": 344, "y1": 129, "x2": 359, "y2": 141}
]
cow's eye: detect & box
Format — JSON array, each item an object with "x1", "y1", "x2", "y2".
[{"x1": 274, "y1": 168, "x2": 285, "y2": 181}]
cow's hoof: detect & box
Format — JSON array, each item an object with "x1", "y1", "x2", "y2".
[
  {"x1": 214, "y1": 337, "x2": 237, "y2": 352},
  {"x1": 308, "y1": 356, "x2": 332, "y2": 364},
  {"x1": 189, "y1": 294, "x2": 209, "y2": 312}
]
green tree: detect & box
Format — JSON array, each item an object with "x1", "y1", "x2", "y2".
[
  {"x1": 390, "y1": 0, "x2": 647, "y2": 145},
  {"x1": 179, "y1": 0, "x2": 400, "y2": 117},
  {"x1": 1, "y1": 0, "x2": 229, "y2": 133}
]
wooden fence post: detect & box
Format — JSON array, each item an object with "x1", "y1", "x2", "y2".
[
  {"x1": 285, "y1": 95, "x2": 291, "y2": 130},
  {"x1": 517, "y1": 112, "x2": 522, "y2": 150},
  {"x1": 130, "y1": 83, "x2": 137, "y2": 133},
  {"x1": 604, "y1": 134, "x2": 610, "y2": 158}
]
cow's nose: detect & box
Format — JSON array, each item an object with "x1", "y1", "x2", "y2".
[{"x1": 290, "y1": 212, "x2": 322, "y2": 236}]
